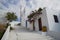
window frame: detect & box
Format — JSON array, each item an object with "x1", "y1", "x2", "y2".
[{"x1": 53, "y1": 15, "x2": 59, "y2": 23}]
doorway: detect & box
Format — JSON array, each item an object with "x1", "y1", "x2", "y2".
[
  {"x1": 33, "y1": 20, "x2": 35, "y2": 31},
  {"x1": 26, "y1": 20, "x2": 27, "y2": 28},
  {"x1": 38, "y1": 18, "x2": 42, "y2": 31}
]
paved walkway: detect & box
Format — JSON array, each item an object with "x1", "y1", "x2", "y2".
[{"x1": 8, "y1": 26, "x2": 56, "y2": 40}]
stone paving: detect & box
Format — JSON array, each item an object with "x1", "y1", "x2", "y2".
[{"x1": 8, "y1": 26, "x2": 57, "y2": 40}]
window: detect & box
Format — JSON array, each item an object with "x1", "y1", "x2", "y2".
[{"x1": 53, "y1": 15, "x2": 59, "y2": 23}]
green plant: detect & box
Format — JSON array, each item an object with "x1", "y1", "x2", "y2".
[
  {"x1": 38, "y1": 8, "x2": 42, "y2": 12},
  {"x1": 42, "y1": 26, "x2": 47, "y2": 32},
  {"x1": 28, "y1": 8, "x2": 42, "y2": 19},
  {"x1": 0, "y1": 31, "x2": 5, "y2": 39},
  {"x1": 5, "y1": 12, "x2": 17, "y2": 22}
]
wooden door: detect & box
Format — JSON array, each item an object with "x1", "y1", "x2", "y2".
[{"x1": 38, "y1": 18, "x2": 42, "y2": 31}]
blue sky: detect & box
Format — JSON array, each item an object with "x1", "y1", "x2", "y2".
[
  {"x1": 0, "y1": 0, "x2": 20, "y2": 9},
  {"x1": 0, "y1": 0, "x2": 60, "y2": 12},
  {"x1": 0, "y1": 0, "x2": 33, "y2": 9},
  {"x1": 0, "y1": 0, "x2": 20, "y2": 21},
  {"x1": 0, "y1": 0, "x2": 33, "y2": 21},
  {"x1": 0, "y1": 0, "x2": 60, "y2": 21}
]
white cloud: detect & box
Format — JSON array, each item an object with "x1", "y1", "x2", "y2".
[
  {"x1": 36, "y1": 0, "x2": 60, "y2": 10},
  {"x1": 0, "y1": 0, "x2": 60, "y2": 21},
  {"x1": 0, "y1": 3, "x2": 7, "y2": 9}
]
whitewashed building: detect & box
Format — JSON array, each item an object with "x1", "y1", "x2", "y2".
[
  {"x1": 26, "y1": 8, "x2": 60, "y2": 40},
  {"x1": 27, "y1": 8, "x2": 48, "y2": 31},
  {"x1": 19, "y1": 1, "x2": 60, "y2": 39}
]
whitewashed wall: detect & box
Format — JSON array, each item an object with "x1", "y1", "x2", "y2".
[
  {"x1": 27, "y1": 8, "x2": 49, "y2": 32},
  {"x1": 34, "y1": 19, "x2": 39, "y2": 31},
  {"x1": 46, "y1": 8, "x2": 60, "y2": 40},
  {"x1": 29, "y1": 22, "x2": 34, "y2": 31},
  {"x1": 21, "y1": 15, "x2": 26, "y2": 27},
  {"x1": 1, "y1": 26, "x2": 10, "y2": 40}
]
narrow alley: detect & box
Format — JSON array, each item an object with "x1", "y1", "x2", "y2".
[{"x1": 8, "y1": 26, "x2": 56, "y2": 40}]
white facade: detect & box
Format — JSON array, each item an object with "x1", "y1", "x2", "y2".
[
  {"x1": 46, "y1": 8, "x2": 60, "y2": 40},
  {"x1": 20, "y1": 0, "x2": 26, "y2": 27},
  {"x1": 19, "y1": 1, "x2": 60, "y2": 39},
  {"x1": 20, "y1": 5, "x2": 32, "y2": 27},
  {"x1": 27, "y1": 8, "x2": 60, "y2": 40},
  {"x1": 46, "y1": 8, "x2": 60, "y2": 32},
  {"x1": 20, "y1": 7, "x2": 26, "y2": 27},
  {"x1": 27, "y1": 8, "x2": 49, "y2": 31}
]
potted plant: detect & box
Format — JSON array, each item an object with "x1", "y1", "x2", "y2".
[{"x1": 42, "y1": 26, "x2": 47, "y2": 36}]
